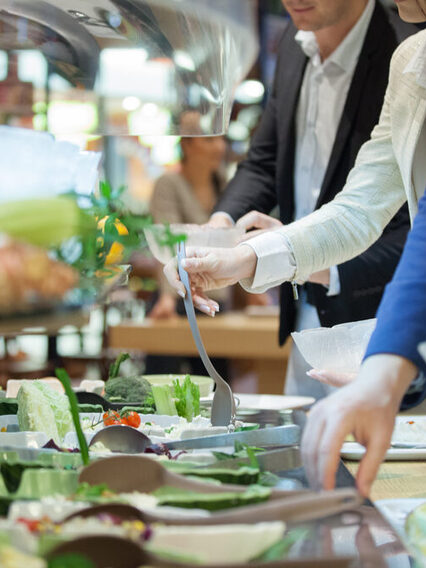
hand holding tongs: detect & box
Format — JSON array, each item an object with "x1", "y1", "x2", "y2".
[{"x1": 177, "y1": 241, "x2": 236, "y2": 426}]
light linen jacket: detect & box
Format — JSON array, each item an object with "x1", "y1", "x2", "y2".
[{"x1": 246, "y1": 30, "x2": 426, "y2": 290}]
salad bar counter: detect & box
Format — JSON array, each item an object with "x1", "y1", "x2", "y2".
[{"x1": 0, "y1": 374, "x2": 419, "y2": 568}]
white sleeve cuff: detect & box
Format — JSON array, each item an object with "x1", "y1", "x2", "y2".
[
  {"x1": 326, "y1": 265, "x2": 341, "y2": 296},
  {"x1": 237, "y1": 230, "x2": 296, "y2": 294},
  {"x1": 211, "y1": 211, "x2": 235, "y2": 225}
]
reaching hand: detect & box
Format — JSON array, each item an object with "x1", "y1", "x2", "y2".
[
  {"x1": 206, "y1": 213, "x2": 234, "y2": 228},
  {"x1": 163, "y1": 245, "x2": 257, "y2": 315},
  {"x1": 236, "y1": 211, "x2": 283, "y2": 242},
  {"x1": 236, "y1": 210, "x2": 283, "y2": 231},
  {"x1": 301, "y1": 354, "x2": 417, "y2": 497}
]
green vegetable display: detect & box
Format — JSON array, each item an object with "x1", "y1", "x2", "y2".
[
  {"x1": 56, "y1": 369, "x2": 89, "y2": 466},
  {"x1": 104, "y1": 376, "x2": 153, "y2": 404},
  {"x1": 104, "y1": 352, "x2": 154, "y2": 405},
  {"x1": 33, "y1": 382, "x2": 73, "y2": 441},
  {"x1": 17, "y1": 383, "x2": 61, "y2": 445},
  {"x1": 173, "y1": 375, "x2": 200, "y2": 421},
  {"x1": 153, "y1": 485, "x2": 270, "y2": 511},
  {"x1": 151, "y1": 374, "x2": 201, "y2": 420},
  {"x1": 168, "y1": 465, "x2": 260, "y2": 485},
  {"x1": 151, "y1": 384, "x2": 177, "y2": 416}
]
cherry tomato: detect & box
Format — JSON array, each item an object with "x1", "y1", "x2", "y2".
[
  {"x1": 120, "y1": 411, "x2": 141, "y2": 428},
  {"x1": 17, "y1": 518, "x2": 40, "y2": 532},
  {"x1": 103, "y1": 410, "x2": 121, "y2": 426}
]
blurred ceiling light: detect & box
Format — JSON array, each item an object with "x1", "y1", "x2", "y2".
[
  {"x1": 48, "y1": 101, "x2": 98, "y2": 134},
  {"x1": 129, "y1": 105, "x2": 170, "y2": 135},
  {"x1": 227, "y1": 120, "x2": 249, "y2": 141},
  {"x1": 122, "y1": 96, "x2": 141, "y2": 111},
  {"x1": 101, "y1": 48, "x2": 149, "y2": 67},
  {"x1": 235, "y1": 80, "x2": 265, "y2": 104},
  {"x1": 141, "y1": 103, "x2": 159, "y2": 118},
  {"x1": 174, "y1": 50, "x2": 196, "y2": 71}
]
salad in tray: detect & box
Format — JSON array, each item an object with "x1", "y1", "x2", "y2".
[{"x1": 0, "y1": 352, "x2": 239, "y2": 453}]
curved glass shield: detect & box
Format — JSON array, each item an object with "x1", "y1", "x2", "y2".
[{"x1": 0, "y1": 0, "x2": 259, "y2": 136}]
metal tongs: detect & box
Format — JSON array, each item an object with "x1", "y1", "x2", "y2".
[{"x1": 177, "y1": 241, "x2": 236, "y2": 426}]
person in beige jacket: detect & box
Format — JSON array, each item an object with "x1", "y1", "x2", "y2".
[{"x1": 165, "y1": 0, "x2": 426, "y2": 496}]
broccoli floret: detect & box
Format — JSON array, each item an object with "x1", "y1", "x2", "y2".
[{"x1": 104, "y1": 376, "x2": 153, "y2": 404}]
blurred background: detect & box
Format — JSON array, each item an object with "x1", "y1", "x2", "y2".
[{"x1": 0, "y1": 0, "x2": 405, "y2": 392}]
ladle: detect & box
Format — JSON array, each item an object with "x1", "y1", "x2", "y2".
[
  {"x1": 88, "y1": 423, "x2": 300, "y2": 454},
  {"x1": 78, "y1": 455, "x2": 362, "y2": 525}
]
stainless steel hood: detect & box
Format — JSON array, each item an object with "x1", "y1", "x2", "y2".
[{"x1": 0, "y1": 0, "x2": 259, "y2": 135}]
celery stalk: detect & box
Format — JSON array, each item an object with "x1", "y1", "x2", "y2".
[{"x1": 151, "y1": 385, "x2": 177, "y2": 416}]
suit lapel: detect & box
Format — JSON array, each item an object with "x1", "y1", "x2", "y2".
[
  {"x1": 275, "y1": 26, "x2": 307, "y2": 223},
  {"x1": 315, "y1": 3, "x2": 385, "y2": 208}
]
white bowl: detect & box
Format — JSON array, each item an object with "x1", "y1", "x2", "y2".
[
  {"x1": 291, "y1": 318, "x2": 376, "y2": 373},
  {"x1": 144, "y1": 224, "x2": 245, "y2": 264}
]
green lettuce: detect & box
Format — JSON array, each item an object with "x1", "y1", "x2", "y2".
[
  {"x1": 173, "y1": 375, "x2": 200, "y2": 421},
  {"x1": 17, "y1": 383, "x2": 60, "y2": 445},
  {"x1": 33, "y1": 382, "x2": 73, "y2": 441}
]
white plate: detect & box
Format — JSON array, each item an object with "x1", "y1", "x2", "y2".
[
  {"x1": 235, "y1": 393, "x2": 315, "y2": 411},
  {"x1": 341, "y1": 415, "x2": 426, "y2": 461},
  {"x1": 0, "y1": 431, "x2": 48, "y2": 449},
  {"x1": 375, "y1": 498, "x2": 426, "y2": 538},
  {"x1": 0, "y1": 415, "x2": 18, "y2": 430},
  {"x1": 392, "y1": 415, "x2": 426, "y2": 446},
  {"x1": 341, "y1": 442, "x2": 426, "y2": 461}
]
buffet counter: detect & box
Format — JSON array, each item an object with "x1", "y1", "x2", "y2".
[{"x1": 108, "y1": 312, "x2": 292, "y2": 394}]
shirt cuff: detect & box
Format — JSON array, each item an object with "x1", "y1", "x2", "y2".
[
  {"x1": 238, "y1": 230, "x2": 296, "y2": 294},
  {"x1": 210, "y1": 211, "x2": 235, "y2": 225},
  {"x1": 326, "y1": 265, "x2": 341, "y2": 297}
]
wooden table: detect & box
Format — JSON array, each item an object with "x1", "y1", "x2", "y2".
[
  {"x1": 345, "y1": 460, "x2": 426, "y2": 501},
  {"x1": 108, "y1": 312, "x2": 291, "y2": 394},
  {"x1": 344, "y1": 407, "x2": 426, "y2": 501}
]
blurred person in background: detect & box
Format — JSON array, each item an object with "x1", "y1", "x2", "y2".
[
  {"x1": 145, "y1": 135, "x2": 230, "y2": 377},
  {"x1": 207, "y1": 0, "x2": 413, "y2": 399}
]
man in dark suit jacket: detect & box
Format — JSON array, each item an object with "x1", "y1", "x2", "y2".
[{"x1": 210, "y1": 0, "x2": 414, "y2": 396}]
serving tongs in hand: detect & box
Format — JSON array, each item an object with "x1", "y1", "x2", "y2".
[{"x1": 177, "y1": 241, "x2": 236, "y2": 427}]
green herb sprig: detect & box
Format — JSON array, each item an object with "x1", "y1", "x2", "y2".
[{"x1": 56, "y1": 368, "x2": 90, "y2": 466}]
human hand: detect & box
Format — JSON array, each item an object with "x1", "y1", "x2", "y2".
[
  {"x1": 149, "y1": 293, "x2": 177, "y2": 320},
  {"x1": 301, "y1": 354, "x2": 417, "y2": 497},
  {"x1": 308, "y1": 269, "x2": 330, "y2": 287},
  {"x1": 236, "y1": 211, "x2": 283, "y2": 242},
  {"x1": 163, "y1": 245, "x2": 257, "y2": 316},
  {"x1": 306, "y1": 369, "x2": 356, "y2": 388},
  {"x1": 206, "y1": 212, "x2": 234, "y2": 228}
]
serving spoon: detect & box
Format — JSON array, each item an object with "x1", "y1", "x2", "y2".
[
  {"x1": 88, "y1": 423, "x2": 300, "y2": 453},
  {"x1": 77, "y1": 456, "x2": 362, "y2": 525},
  {"x1": 177, "y1": 241, "x2": 235, "y2": 427}
]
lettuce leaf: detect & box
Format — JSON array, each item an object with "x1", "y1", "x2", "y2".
[{"x1": 173, "y1": 375, "x2": 200, "y2": 422}]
